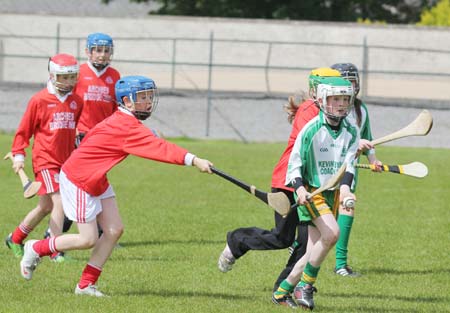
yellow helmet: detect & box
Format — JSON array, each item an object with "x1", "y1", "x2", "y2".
[{"x1": 308, "y1": 67, "x2": 341, "y2": 99}]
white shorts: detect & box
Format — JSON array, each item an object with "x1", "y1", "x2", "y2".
[{"x1": 60, "y1": 170, "x2": 115, "y2": 223}]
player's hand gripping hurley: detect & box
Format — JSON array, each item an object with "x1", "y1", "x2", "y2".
[
  {"x1": 356, "y1": 162, "x2": 428, "y2": 178},
  {"x1": 291, "y1": 162, "x2": 349, "y2": 210},
  {"x1": 4, "y1": 152, "x2": 41, "y2": 199}
]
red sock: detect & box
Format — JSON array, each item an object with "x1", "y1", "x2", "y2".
[
  {"x1": 78, "y1": 264, "x2": 102, "y2": 289},
  {"x1": 32, "y1": 237, "x2": 58, "y2": 257},
  {"x1": 11, "y1": 223, "x2": 33, "y2": 244}
]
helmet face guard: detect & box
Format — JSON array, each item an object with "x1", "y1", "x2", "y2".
[
  {"x1": 52, "y1": 73, "x2": 79, "y2": 93},
  {"x1": 330, "y1": 63, "x2": 360, "y2": 95},
  {"x1": 316, "y1": 77, "x2": 354, "y2": 123},
  {"x1": 86, "y1": 33, "x2": 114, "y2": 68},
  {"x1": 115, "y1": 76, "x2": 159, "y2": 120},
  {"x1": 131, "y1": 89, "x2": 159, "y2": 120},
  {"x1": 48, "y1": 54, "x2": 79, "y2": 93}
]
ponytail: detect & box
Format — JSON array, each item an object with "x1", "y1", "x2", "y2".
[{"x1": 284, "y1": 91, "x2": 307, "y2": 124}]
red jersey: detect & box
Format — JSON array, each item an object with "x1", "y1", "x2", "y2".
[
  {"x1": 62, "y1": 109, "x2": 189, "y2": 196},
  {"x1": 12, "y1": 83, "x2": 83, "y2": 173},
  {"x1": 271, "y1": 100, "x2": 319, "y2": 190},
  {"x1": 73, "y1": 63, "x2": 120, "y2": 133}
]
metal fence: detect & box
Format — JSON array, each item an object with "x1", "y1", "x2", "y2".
[
  {"x1": 1, "y1": 24, "x2": 450, "y2": 136},
  {"x1": 1, "y1": 24, "x2": 450, "y2": 96}
]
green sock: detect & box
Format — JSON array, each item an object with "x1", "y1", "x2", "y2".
[
  {"x1": 299, "y1": 262, "x2": 320, "y2": 286},
  {"x1": 336, "y1": 214, "x2": 354, "y2": 269},
  {"x1": 274, "y1": 280, "x2": 294, "y2": 298}
]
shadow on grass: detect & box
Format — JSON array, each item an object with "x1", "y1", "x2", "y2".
[
  {"x1": 118, "y1": 239, "x2": 223, "y2": 247},
  {"x1": 114, "y1": 288, "x2": 248, "y2": 300},
  {"x1": 321, "y1": 291, "x2": 446, "y2": 304},
  {"x1": 318, "y1": 303, "x2": 422, "y2": 313},
  {"x1": 363, "y1": 267, "x2": 450, "y2": 275}
]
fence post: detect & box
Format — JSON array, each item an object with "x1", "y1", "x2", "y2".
[
  {"x1": 206, "y1": 31, "x2": 214, "y2": 137},
  {"x1": 171, "y1": 38, "x2": 177, "y2": 91},
  {"x1": 0, "y1": 40, "x2": 3, "y2": 82},
  {"x1": 265, "y1": 42, "x2": 272, "y2": 95},
  {"x1": 76, "y1": 38, "x2": 81, "y2": 61},
  {"x1": 361, "y1": 36, "x2": 369, "y2": 97},
  {"x1": 56, "y1": 23, "x2": 61, "y2": 54}
]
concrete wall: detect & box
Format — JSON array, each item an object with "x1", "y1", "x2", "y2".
[
  {"x1": 1, "y1": 13, "x2": 450, "y2": 101},
  {"x1": 0, "y1": 14, "x2": 448, "y2": 147}
]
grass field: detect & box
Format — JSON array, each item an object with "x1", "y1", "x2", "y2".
[{"x1": 0, "y1": 133, "x2": 449, "y2": 313}]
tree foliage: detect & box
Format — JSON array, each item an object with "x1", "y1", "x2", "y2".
[
  {"x1": 103, "y1": 0, "x2": 439, "y2": 24},
  {"x1": 417, "y1": 0, "x2": 450, "y2": 25}
]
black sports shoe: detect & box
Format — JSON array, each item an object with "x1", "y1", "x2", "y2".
[
  {"x1": 272, "y1": 293, "x2": 298, "y2": 309},
  {"x1": 334, "y1": 265, "x2": 361, "y2": 277},
  {"x1": 294, "y1": 284, "x2": 317, "y2": 310}
]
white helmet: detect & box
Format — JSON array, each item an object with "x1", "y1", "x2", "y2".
[
  {"x1": 48, "y1": 53, "x2": 79, "y2": 93},
  {"x1": 316, "y1": 76, "x2": 354, "y2": 123}
]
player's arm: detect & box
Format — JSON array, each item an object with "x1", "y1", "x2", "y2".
[
  {"x1": 358, "y1": 103, "x2": 381, "y2": 171},
  {"x1": 123, "y1": 125, "x2": 212, "y2": 173},
  {"x1": 11, "y1": 98, "x2": 39, "y2": 172},
  {"x1": 285, "y1": 128, "x2": 311, "y2": 205},
  {"x1": 340, "y1": 129, "x2": 359, "y2": 203}
]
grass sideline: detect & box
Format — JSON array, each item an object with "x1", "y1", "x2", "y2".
[{"x1": 0, "y1": 133, "x2": 449, "y2": 313}]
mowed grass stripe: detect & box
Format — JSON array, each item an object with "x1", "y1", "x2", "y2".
[{"x1": 0, "y1": 133, "x2": 448, "y2": 312}]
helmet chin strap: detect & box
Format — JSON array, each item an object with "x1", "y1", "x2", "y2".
[
  {"x1": 133, "y1": 111, "x2": 151, "y2": 120},
  {"x1": 91, "y1": 61, "x2": 108, "y2": 71},
  {"x1": 52, "y1": 80, "x2": 73, "y2": 95},
  {"x1": 322, "y1": 108, "x2": 348, "y2": 126},
  {"x1": 325, "y1": 113, "x2": 342, "y2": 126}
]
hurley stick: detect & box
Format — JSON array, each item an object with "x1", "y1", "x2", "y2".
[
  {"x1": 371, "y1": 110, "x2": 433, "y2": 146},
  {"x1": 4, "y1": 152, "x2": 41, "y2": 199},
  {"x1": 211, "y1": 166, "x2": 291, "y2": 216},
  {"x1": 291, "y1": 162, "x2": 348, "y2": 210},
  {"x1": 356, "y1": 162, "x2": 428, "y2": 178}
]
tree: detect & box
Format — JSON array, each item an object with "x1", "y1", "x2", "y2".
[
  {"x1": 102, "y1": 0, "x2": 438, "y2": 24},
  {"x1": 417, "y1": 0, "x2": 450, "y2": 25}
]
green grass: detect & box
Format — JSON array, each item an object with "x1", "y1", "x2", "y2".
[{"x1": 0, "y1": 133, "x2": 449, "y2": 313}]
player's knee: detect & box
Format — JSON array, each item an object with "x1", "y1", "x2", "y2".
[
  {"x1": 322, "y1": 229, "x2": 340, "y2": 247},
  {"x1": 102, "y1": 224, "x2": 124, "y2": 241},
  {"x1": 37, "y1": 196, "x2": 53, "y2": 214},
  {"x1": 79, "y1": 234, "x2": 98, "y2": 249},
  {"x1": 39, "y1": 205, "x2": 53, "y2": 215}
]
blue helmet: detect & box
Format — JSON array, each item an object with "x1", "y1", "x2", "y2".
[
  {"x1": 115, "y1": 76, "x2": 159, "y2": 120},
  {"x1": 86, "y1": 33, "x2": 114, "y2": 68},
  {"x1": 86, "y1": 33, "x2": 114, "y2": 50}
]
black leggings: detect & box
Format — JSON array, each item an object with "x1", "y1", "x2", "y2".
[{"x1": 226, "y1": 188, "x2": 308, "y2": 291}]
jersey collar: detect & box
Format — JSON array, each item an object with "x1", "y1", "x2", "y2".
[
  {"x1": 47, "y1": 80, "x2": 71, "y2": 103},
  {"x1": 87, "y1": 61, "x2": 110, "y2": 77},
  {"x1": 118, "y1": 106, "x2": 134, "y2": 117},
  {"x1": 319, "y1": 110, "x2": 344, "y2": 139}
]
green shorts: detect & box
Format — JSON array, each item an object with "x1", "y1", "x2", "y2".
[{"x1": 296, "y1": 188, "x2": 340, "y2": 222}]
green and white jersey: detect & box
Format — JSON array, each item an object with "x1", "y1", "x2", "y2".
[
  {"x1": 286, "y1": 110, "x2": 359, "y2": 190},
  {"x1": 346, "y1": 101, "x2": 373, "y2": 190},
  {"x1": 346, "y1": 101, "x2": 373, "y2": 142}
]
